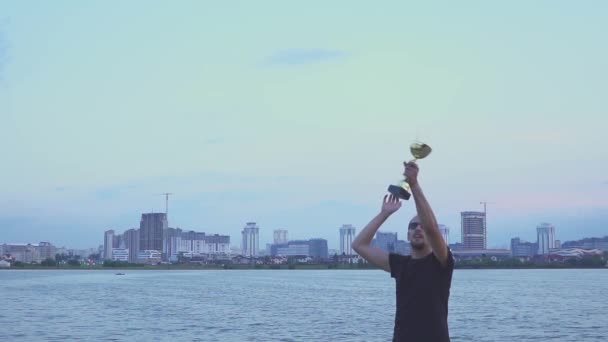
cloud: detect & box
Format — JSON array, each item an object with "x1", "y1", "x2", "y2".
[{"x1": 263, "y1": 48, "x2": 348, "y2": 67}]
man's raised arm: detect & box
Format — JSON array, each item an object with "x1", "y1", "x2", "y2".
[
  {"x1": 405, "y1": 162, "x2": 450, "y2": 266},
  {"x1": 352, "y1": 195, "x2": 401, "y2": 272}
]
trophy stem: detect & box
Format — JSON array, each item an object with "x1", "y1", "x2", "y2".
[{"x1": 389, "y1": 141, "x2": 431, "y2": 200}]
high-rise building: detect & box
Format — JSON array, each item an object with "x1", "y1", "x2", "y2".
[
  {"x1": 177, "y1": 231, "x2": 230, "y2": 257},
  {"x1": 37, "y1": 242, "x2": 56, "y2": 261},
  {"x1": 373, "y1": 232, "x2": 398, "y2": 253},
  {"x1": 139, "y1": 213, "x2": 167, "y2": 252},
  {"x1": 510, "y1": 238, "x2": 537, "y2": 257},
  {"x1": 163, "y1": 227, "x2": 182, "y2": 261},
  {"x1": 104, "y1": 230, "x2": 115, "y2": 260},
  {"x1": 241, "y1": 222, "x2": 259, "y2": 257},
  {"x1": 179, "y1": 230, "x2": 206, "y2": 255},
  {"x1": 204, "y1": 234, "x2": 231, "y2": 254},
  {"x1": 537, "y1": 222, "x2": 556, "y2": 255},
  {"x1": 113, "y1": 234, "x2": 124, "y2": 249},
  {"x1": 123, "y1": 228, "x2": 140, "y2": 263},
  {"x1": 438, "y1": 225, "x2": 449, "y2": 245},
  {"x1": 461, "y1": 211, "x2": 486, "y2": 250},
  {"x1": 309, "y1": 238, "x2": 329, "y2": 260},
  {"x1": 273, "y1": 229, "x2": 288, "y2": 244},
  {"x1": 271, "y1": 240, "x2": 310, "y2": 257},
  {"x1": 339, "y1": 224, "x2": 356, "y2": 255}
]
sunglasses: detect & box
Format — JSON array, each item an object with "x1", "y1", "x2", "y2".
[{"x1": 408, "y1": 222, "x2": 421, "y2": 230}]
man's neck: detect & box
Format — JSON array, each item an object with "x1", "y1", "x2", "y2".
[{"x1": 411, "y1": 246, "x2": 432, "y2": 259}]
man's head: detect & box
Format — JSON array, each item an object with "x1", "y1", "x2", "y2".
[{"x1": 407, "y1": 215, "x2": 428, "y2": 250}]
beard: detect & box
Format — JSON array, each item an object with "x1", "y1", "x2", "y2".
[{"x1": 410, "y1": 240, "x2": 426, "y2": 250}]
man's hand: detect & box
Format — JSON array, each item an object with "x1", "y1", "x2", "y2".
[
  {"x1": 381, "y1": 194, "x2": 402, "y2": 215},
  {"x1": 352, "y1": 195, "x2": 400, "y2": 272},
  {"x1": 403, "y1": 161, "x2": 419, "y2": 187}
]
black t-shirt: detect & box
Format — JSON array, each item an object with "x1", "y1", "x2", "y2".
[{"x1": 389, "y1": 248, "x2": 455, "y2": 342}]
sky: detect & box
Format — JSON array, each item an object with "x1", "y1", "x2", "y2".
[{"x1": 1, "y1": 1, "x2": 607, "y2": 250}]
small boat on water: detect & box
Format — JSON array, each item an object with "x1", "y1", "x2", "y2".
[{"x1": 115, "y1": 273, "x2": 126, "y2": 275}]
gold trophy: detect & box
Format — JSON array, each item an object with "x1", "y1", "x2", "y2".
[{"x1": 387, "y1": 142, "x2": 432, "y2": 200}]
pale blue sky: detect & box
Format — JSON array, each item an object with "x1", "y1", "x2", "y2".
[{"x1": 1, "y1": 1, "x2": 607, "y2": 249}]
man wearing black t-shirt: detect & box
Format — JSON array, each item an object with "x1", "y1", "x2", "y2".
[{"x1": 352, "y1": 161, "x2": 454, "y2": 342}]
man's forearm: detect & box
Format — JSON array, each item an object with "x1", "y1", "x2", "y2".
[
  {"x1": 411, "y1": 182, "x2": 450, "y2": 264},
  {"x1": 411, "y1": 183, "x2": 438, "y2": 231},
  {"x1": 352, "y1": 212, "x2": 391, "y2": 248}
]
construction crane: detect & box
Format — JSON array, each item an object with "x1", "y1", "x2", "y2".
[
  {"x1": 480, "y1": 201, "x2": 491, "y2": 216},
  {"x1": 480, "y1": 200, "x2": 495, "y2": 231},
  {"x1": 155, "y1": 193, "x2": 173, "y2": 217}
]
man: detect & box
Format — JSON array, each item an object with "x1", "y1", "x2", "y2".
[{"x1": 352, "y1": 161, "x2": 454, "y2": 342}]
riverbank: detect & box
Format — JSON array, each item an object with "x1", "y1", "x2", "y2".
[{"x1": 2, "y1": 264, "x2": 607, "y2": 270}]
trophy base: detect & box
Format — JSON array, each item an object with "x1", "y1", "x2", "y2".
[{"x1": 388, "y1": 185, "x2": 411, "y2": 200}]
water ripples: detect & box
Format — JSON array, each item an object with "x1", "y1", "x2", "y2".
[{"x1": 1, "y1": 269, "x2": 606, "y2": 341}]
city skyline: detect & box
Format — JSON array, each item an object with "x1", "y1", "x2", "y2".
[
  {"x1": 3, "y1": 210, "x2": 603, "y2": 256},
  {"x1": 93, "y1": 216, "x2": 601, "y2": 254},
  {"x1": 3, "y1": 217, "x2": 607, "y2": 263},
  {"x1": 1, "y1": 204, "x2": 606, "y2": 251},
  {"x1": 1, "y1": 2, "x2": 607, "y2": 249}
]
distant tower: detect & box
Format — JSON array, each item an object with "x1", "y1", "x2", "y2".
[
  {"x1": 461, "y1": 211, "x2": 486, "y2": 250},
  {"x1": 438, "y1": 225, "x2": 449, "y2": 245},
  {"x1": 537, "y1": 223, "x2": 556, "y2": 255},
  {"x1": 103, "y1": 230, "x2": 114, "y2": 260},
  {"x1": 339, "y1": 224, "x2": 356, "y2": 255},
  {"x1": 124, "y1": 228, "x2": 140, "y2": 263},
  {"x1": 273, "y1": 229, "x2": 288, "y2": 244},
  {"x1": 139, "y1": 213, "x2": 168, "y2": 252},
  {"x1": 242, "y1": 222, "x2": 260, "y2": 257}
]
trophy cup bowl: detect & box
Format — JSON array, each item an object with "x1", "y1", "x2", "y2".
[{"x1": 387, "y1": 142, "x2": 432, "y2": 200}]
